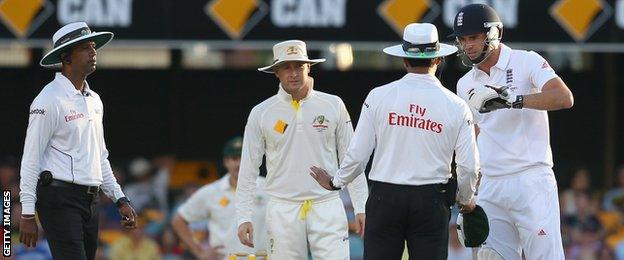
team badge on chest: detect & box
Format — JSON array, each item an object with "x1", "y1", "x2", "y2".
[
  {"x1": 312, "y1": 115, "x2": 329, "y2": 132},
  {"x1": 506, "y1": 69, "x2": 513, "y2": 84}
]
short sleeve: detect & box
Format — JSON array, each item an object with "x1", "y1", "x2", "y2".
[{"x1": 526, "y1": 51, "x2": 558, "y2": 91}]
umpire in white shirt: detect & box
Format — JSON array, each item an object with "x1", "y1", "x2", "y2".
[
  {"x1": 19, "y1": 22, "x2": 137, "y2": 259},
  {"x1": 311, "y1": 23, "x2": 479, "y2": 259}
]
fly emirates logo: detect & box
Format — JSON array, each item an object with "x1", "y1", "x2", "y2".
[{"x1": 388, "y1": 104, "x2": 443, "y2": 134}]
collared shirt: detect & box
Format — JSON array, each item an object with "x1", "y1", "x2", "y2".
[
  {"x1": 456, "y1": 44, "x2": 558, "y2": 177},
  {"x1": 332, "y1": 73, "x2": 479, "y2": 204},
  {"x1": 236, "y1": 79, "x2": 369, "y2": 226},
  {"x1": 178, "y1": 174, "x2": 268, "y2": 257},
  {"x1": 20, "y1": 73, "x2": 125, "y2": 215}
]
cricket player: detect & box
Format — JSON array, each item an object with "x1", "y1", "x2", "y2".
[
  {"x1": 450, "y1": 4, "x2": 574, "y2": 259},
  {"x1": 235, "y1": 40, "x2": 369, "y2": 259},
  {"x1": 171, "y1": 137, "x2": 268, "y2": 259}
]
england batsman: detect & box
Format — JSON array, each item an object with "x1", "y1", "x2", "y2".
[{"x1": 450, "y1": 4, "x2": 574, "y2": 259}]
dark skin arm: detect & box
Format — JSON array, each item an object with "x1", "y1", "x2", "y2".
[
  {"x1": 19, "y1": 215, "x2": 38, "y2": 247},
  {"x1": 118, "y1": 202, "x2": 137, "y2": 229}
]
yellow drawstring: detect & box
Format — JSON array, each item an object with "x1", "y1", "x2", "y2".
[
  {"x1": 291, "y1": 100, "x2": 300, "y2": 111},
  {"x1": 299, "y1": 200, "x2": 313, "y2": 219}
]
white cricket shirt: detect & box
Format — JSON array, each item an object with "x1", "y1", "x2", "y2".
[
  {"x1": 178, "y1": 174, "x2": 268, "y2": 256},
  {"x1": 236, "y1": 80, "x2": 369, "y2": 226},
  {"x1": 333, "y1": 73, "x2": 479, "y2": 204},
  {"x1": 20, "y1": 73, "x2": 125, "y2": 215},
  {"x1": 456, "y1": 44, "x2": 559, "y2": 177}
]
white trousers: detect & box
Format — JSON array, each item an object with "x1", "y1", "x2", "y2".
[
  {"x1": 477, "y1": 171, "x2": 564, "y2": 260},
  {"x1": 265, "y1": 195, "x2": 349, "y2": 260}
]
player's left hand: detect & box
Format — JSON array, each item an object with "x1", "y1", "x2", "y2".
[
  {"x1": 118, "y1": 203, "x2": 137, "y2": 229},
  {"x1": 467, "y1": 85, "x2": 515, "y2": 113},
  {"x1": 309, "y1": 166, "x2": 340, "y2": 191},
  {"x1": 355, "y1": 213, "x2": 366, "y2": 237}
]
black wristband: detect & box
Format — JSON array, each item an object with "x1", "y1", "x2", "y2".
[
  {"x1": 329, "y1": 178, "x2": 342, "y2": 191},
  {"x1": 512, "y1": 95, "x2": 523, "y2": 109},
  {"x1": 116, "y1": 197, "x2": 130, "y2": 208}
]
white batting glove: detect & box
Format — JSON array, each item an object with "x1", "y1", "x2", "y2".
[{"x1": 467, "y1": 85, "x2": 522, "y2": 113}]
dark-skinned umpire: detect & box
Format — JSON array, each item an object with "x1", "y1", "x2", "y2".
[{"x1": 19, "y1": 22, "x2": 137, "y2": 260}]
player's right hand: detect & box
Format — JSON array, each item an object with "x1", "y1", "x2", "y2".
[
  {"x1": 19, "y1": 215, "x2": 38, "y2": 247},
  {"x1": 459, "y1": 199, "x2": 476, "y2": 214},
  {"x1": 238, "y1": 222, "x2": 254, "y2": 247},
  {"x1": 118, "y1": 203, "x2": 138, "y2": 229},
  {"x1": 467, "y1": 85, "x2": 511, "y2": 113},
  {"x1": 309, "y1": 166, "x2": 340, "y2": 190},
  {"x1": 355, "y1": 213, "x2": 366, "y2": 237}
]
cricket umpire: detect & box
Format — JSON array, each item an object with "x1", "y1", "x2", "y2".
[
  {"x1": 19, "y1": 22, "x2": 137, "y2": 259},
  {"x1": 310, "y1": 23, "x2": 480, "y2": 259}
]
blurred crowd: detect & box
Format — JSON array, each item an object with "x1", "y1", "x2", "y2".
[
  {"x1": 557, "y1": 166, "x2": 624, "y2": 260},
  {"x1": 1, "y1": 154, "x2": 624, "y2": 260}
]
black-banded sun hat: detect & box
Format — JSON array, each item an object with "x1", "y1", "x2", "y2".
[
  {"x1": 40, "y1": 22, "x2": 113, "y2": 67},
  {"x1": 383, "y1": 23, "x2": 458, "y2": 59}
]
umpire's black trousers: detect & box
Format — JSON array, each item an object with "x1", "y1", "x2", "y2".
[
  {"x1": 36, "y1": 181, "x2": 100, "y2": 260},
  {"x1": 364, "y1": 180, "x2": 450, "y2": 260}
]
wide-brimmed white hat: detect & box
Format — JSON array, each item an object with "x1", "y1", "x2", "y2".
[
  {"x1": 258, "y1": 40, "x2": 325, "y2": 73},
  {"x1": 383, "y1": 23, "x2": 458, "y2": 59},
  {"x1": 40, "y1": 22, "x2": 113, "y2": 66}
]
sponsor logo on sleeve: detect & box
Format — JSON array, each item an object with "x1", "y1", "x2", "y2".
[
  {"x1": 29, "y1": 108, "x2": 45, "y2": 115},
  {"x1": 541, "y1": 61, "x2": 551, "y2": 69}
]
